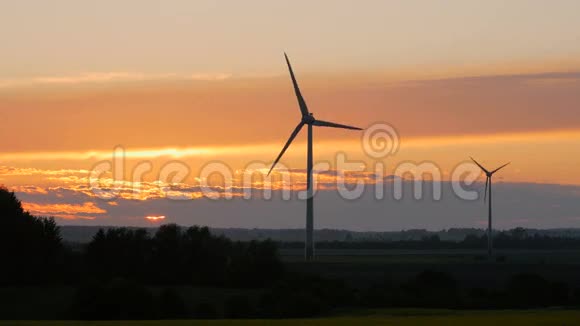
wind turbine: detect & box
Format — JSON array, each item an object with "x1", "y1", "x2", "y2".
[
  {"x1": 268, "y1": 53, "x2": 363, "y2": 261},
  {"x1": 470, "y1": 157, "x2": 510, "y2": 258}
]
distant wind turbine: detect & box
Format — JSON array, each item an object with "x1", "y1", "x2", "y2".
[
  {"x1": 470, "y1": 157, "x2": 510, "y2": 258},
  {"x1": 268, "y1": 53, "x2": 363, "y2": 261}
]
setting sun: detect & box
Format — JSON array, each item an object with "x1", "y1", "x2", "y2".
[{"x1": 145, "y1": 215, "x2": 166, "y2": 222}]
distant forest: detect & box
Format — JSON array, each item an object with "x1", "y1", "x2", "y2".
[{"x1": 60, "y1": 225, "x2": 580, "y2": 245}]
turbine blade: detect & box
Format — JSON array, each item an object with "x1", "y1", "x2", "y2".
[
  {"x1": 470, "y1": 157, "x2": 490, "y2": 174},
  {"x1": 312, "y1": 119, "x2": 363, "y2": 130},
  {"x1": 284, "y1": 53, "x2": 309, "y2": 117},
  {"x1": 483, "y1": 177, "x2": 489, "y2": 203},
  {"x1": 491, "y1": 162, "x2": 511, "y2": 174},
  {"x1": 267, "y1": 122, "x2": 304, "y2": 175}
]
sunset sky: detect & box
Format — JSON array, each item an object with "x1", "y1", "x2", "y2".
[{"x1": 2, "y1": 1, "x2": 580, "y2": 229}]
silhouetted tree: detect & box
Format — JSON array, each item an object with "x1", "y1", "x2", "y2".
[
  {"x1": 86, "y1": 227, "x2": 152, "y2": 281},
  {"x1": 183, "y1": 226, "x2": 230, "y2": 285},
  {"x1": 0, "y1": 187, "x2": 63, "y2": 284},
  {"x1": 151, "y1": 224, "x2": 185, "y2": 283},
  {"x1": 84, "y1": 223, "x2": 284, "y2": 287},
  {"x1": 228, "y1": 240, "x2": 284, "y2": 287}
]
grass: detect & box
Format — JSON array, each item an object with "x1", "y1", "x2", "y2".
[
  {"x1": 2, "y1": 310, "x2": 580, "y2": 325},
  {"x1": 281, "y1": 249, "x2": 580, "y2": 264},
  {"x1": 283, "y1": 249, "x2": 580, "y2": 289},
  {"x1": 3, "y1": 250, "x2": 580, "y2": 323}
]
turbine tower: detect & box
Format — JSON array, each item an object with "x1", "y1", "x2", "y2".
[
  {"x1": 470, "y1": 157, "x2": 510, "y2": 258},
  {"x1": 268, "y1": 53, "x2": 362, "y2": 261}
]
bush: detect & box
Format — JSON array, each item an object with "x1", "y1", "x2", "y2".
[
  {"x1": 496, "y1": 255, "x2": 507, "y2": 263},
  {"x1": 506, "y1": 273, "x2": 552, "y2": 307},
  {"x1": 359, "y1": 280, "x2": 395, "y2": 308},
  {"x1": 194, "y1": 302, "x2": 218, "y2": 319},
  {"x1": 224, "y1": 295, "x2": 256, "y2": 319},
  {"x1": 259, "y1": 274, "x2": 354, "y2": 318},
  {"x1": 261, "y1": 290, "x2": 326, "y2": 318},
  {"x1": 157, "y1": 288, "x2": 189, "y2": 319},
  {"x1": 70, "y1": 279, "x2": 155, "y2": 320},
  {"x1": 572, "y1": 288, "x2": 580, "y2": 305},
  {"x1": 399, "y1": 270, "x2": 459, "y2": 308}
]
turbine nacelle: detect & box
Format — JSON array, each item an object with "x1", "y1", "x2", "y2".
[
  {"x1": 470, "y1": 157, "x2": 510, "y2": 203},
  {"x1": 302, "y1": 113, "x2": 315, "y2": 124},
  {"x1": 470, "y1": 157, "x2": 510, "y2": 178}
]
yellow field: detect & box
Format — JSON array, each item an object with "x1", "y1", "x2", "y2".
[{"x1": 2, "y1": 310, "x2": 580, "y2": 326}]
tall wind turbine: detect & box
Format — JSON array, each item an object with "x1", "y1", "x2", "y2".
[
  {"x1": 268, "y1": 53, "x2": 363, "y2": 261},
  {"x1": 470, "y1": 157, "x2": 510, "y2": 258}
]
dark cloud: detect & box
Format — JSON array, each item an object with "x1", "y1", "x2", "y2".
[{"x1": 15, "y1": 181, "x2": 580, "y2": 231}]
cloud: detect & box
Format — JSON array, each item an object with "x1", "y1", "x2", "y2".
[
  {"x1": 0, "y1": 166, "x2": 89, "y2": 176},
  {"x1": 21, "y1": 201, "x2": 106, "y2": 220},
  {"x1": 0, "y1": 144, "x2": 278, "y2": 161},
  {"x1": 8, "y1": 169, "x2": 580, "y2": 229},
  {"x1": 2, "y1": 127, "x2": 578, "y2": 164},
  {"x1": 404, "y1": 71, "x2": 580, "y2": 86},
  {"x1": 0, "y1": 72, "x2": 231, "y2": 88},
  {"x1": 10, "y1": 185, "x2": 48, "y2": 194}
]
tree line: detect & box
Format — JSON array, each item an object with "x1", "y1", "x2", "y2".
[
  {"x1": 0, "y1": 187, "x2": 283, "y2": 287},
  {"x1": 2, "y1": 186, "x2": 580, "y2": 320},
  {"x1": 279, "y1": 228, "x2": 580, "y2": 250}
]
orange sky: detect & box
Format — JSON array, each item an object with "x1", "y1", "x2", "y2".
[
  {"x1": 2, "y1": 1, "x2": 580, "y2": 225},
  {"x1": 1, "y1": 71, "x2": 580, "y2": 185}
]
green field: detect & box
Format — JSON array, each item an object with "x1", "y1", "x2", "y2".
[
  {"x1": 282, "y1": 249, "x2": 580, "y2": 289},
  {"x1": 2, "y1": 250, "x2": 580, "y2": 322},
  {"x1": 281, "y1": 249, "x2": 580, "y2": 264},
  {"x1": 2, "y1": 310, "x2": 580, "y2": 325}
]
